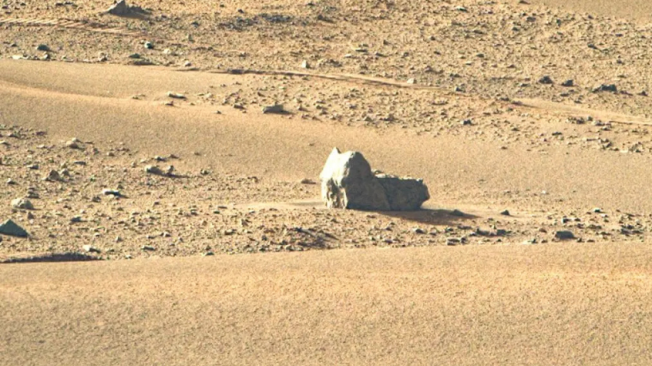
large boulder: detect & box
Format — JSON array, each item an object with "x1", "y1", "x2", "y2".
[
  {"x1": 376, "y1": 175, "x2": 431, "y2": 211},
  {"x1": 319, "y1": 148, "x2": 429, "y2": 211},
  {"x1": 319, "y1": 148, "x2": 389, "y2": 211}
]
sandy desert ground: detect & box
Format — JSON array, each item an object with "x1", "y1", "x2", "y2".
[{"x1": 1, "y1": 0, "x2": 652, "y2": 364}]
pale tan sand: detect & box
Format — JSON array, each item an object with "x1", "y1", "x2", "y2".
[
  {"x1": 529, "y1": 0, "x2": 652, "y2": 21},
  {"x1": 2, "y1": 243, "x2": 652, "y2": 366}
]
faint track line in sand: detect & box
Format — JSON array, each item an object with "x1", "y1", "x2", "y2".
[
  {"x1": 196, "y1": 68, "x2": 652, "y2": 126},
  {"x1": 205, "y1": 68, "x2": 466, "y2": 94},
  {"x1": 515, "y1": 98, "x2": 652, "y2": 127},
  {"x1": 0, "y1": 17, "x2": 143, "y2": 37}
]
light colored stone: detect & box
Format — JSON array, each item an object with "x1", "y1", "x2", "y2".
[
  {"x1": 83, "y1": 244, "x2": 100, "y2": 253},
  {"x1": 319, "y1": 148, "x2": 389, "y2": 211},
  {"x1": 167, "y1": 92, "x2": 186, "y2": 99},
  {"x1": 11, "y1": 198, "x2": 34, "y2": 210},
  {"x1": 319, "y1": 148, "x2": 429, "y2": 211},
  {"x1": 66, "y1": 138, "x2": 82, "y2": 149}
]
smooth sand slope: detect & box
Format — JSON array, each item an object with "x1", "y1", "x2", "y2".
[
  {"x1": 3, "y1": 60, "x2": 652, "y2": 213},
  {"x1": 530, "y1": 0, "x2": 652, "y2": 22},
  {"x1": 3, "y1": 244, "x2": 652, "y2": 366}
]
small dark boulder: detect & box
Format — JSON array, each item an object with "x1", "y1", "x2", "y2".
[{"x1": 0, "y1": 219, "x2": 29, "y2": 238}]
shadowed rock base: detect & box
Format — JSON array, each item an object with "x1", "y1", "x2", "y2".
[{"x1": 107, "y1": 0, "x2": 130, "y2": 16}]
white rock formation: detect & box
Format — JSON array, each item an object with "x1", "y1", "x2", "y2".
[{"x1": 319, "y1": 148, "x2": 429, "y2": 211}]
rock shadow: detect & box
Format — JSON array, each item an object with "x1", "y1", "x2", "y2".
[
  {"x1": 1, "y1": 252, "x2": 100, "y2": 264},
  {"x1": 105, "y1": 11, "x2": 149, "y2": 20},
  {"x1": 378, "y1": 208, "x2": 478, "y2": 226}
]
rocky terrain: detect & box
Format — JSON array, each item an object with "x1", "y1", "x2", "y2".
[
  {"x1": 2, "y1": 0, "x2": 652, "y2": 261},
  {"x1": 3, "y1": 1, "x2": 652, "y2": 365},
  {"x1": 3, "y1": 118, "x2": 652, "y2": 262}
]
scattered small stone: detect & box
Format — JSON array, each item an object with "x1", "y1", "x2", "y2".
[
  {"x1": 6, "y1": 178, "x2": 16, "y2": 185},
  {"x1": 262, "y1": 104, "x2": 286, "y2": 114},
  {"x1": 0, "y1": 219, "x2": 28, "y2": 238},
  {"x1": 167, "y1": 92, "x2": 186, "y2": 99},
  {"x1": 555, "y1": 230, "x2": 575, "y2": 240},
  {"x1": 36, "y1": 44, "x2": 50, "y2": 52},
  {"x1": 561, "y1": 79, "x2": 574, "y2": 87},
  {"x1": 407, "y1": 78, "x2": 416, "y2": 84},
  {"x1": 102, "y1": 189, "x2": 122, "y2": 197},
  {"x1": 301, "y1": 60, "x2": 310, "y2": 69},
  {"x1": 592, "y1": 84, "x2": 618, "y2": 93},
  {"x1": 539, "y1": 75, "x2": 554, "y2": 85},
  {"x1": 300, "y1": 178, "x2": 316, "y2": 185},
  {"x1": 26, "y1": 189, "x2": 39, "y2": 199},
  {"x1": 70, "y1": 215, "x2": 83, "y2": 223},
  {"x1": 66, "y1": 138, "x2": 82, "y2": 149},
  {"x1": 11, "y1": 198, "x2": 34, "y2": 210},
  {"x1": 45, "y1": 170, "x2": 63, "y2": 182},
  {"x1": 500, "y1": 210, "x2": 510, "y2": 216},
  {"x1": 144, "y1": 42, "x2": 154, "y2": 50},
  {"x1": 144, "y1": 165, "x2": 164, "y2": 175},
  {"x1": 83, "y1": 244, "x2": 100, "y2": 253},
  {"x1": 461, "y1": 119, "x2": 473, "y2": 126},
  {"x1": 141, "y1": 245, "x2": 156, "y2": 251},
  {"x1": 447, "y1": 238, "x2": 461, "y2": 246}
]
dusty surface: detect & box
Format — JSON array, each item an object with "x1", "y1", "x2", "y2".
[
  {"x1": 2, "y1": 60, "x2": 652, "y2": 260},
  {"x1": 2, "y1": 0, "x2": 652, "y2": 364},
  {"x1": 530, "y1": 0, "x2": 652, "y2": 22},
  {"x1": 3, "y1": 244, "x2": 652, "y2": 366}
]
